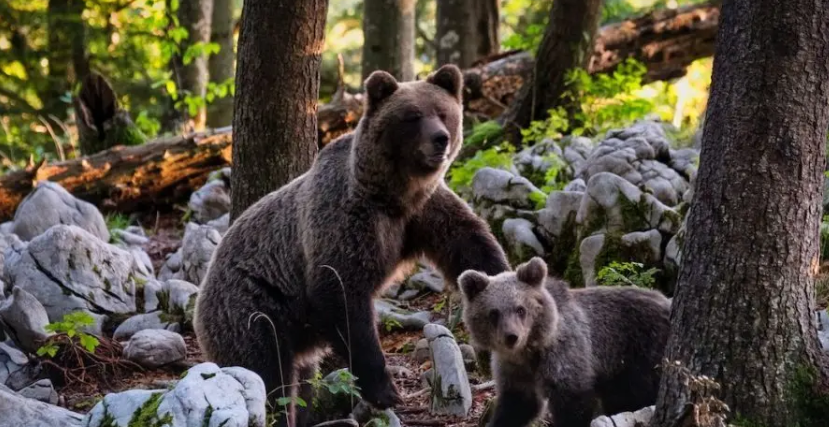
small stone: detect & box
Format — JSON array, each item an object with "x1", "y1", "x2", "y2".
[
  {"x1": 188, "y1": 179, "x2": 231, "y2": 224},
  {"x1": 459, "y1": 344, "x2": 478, "y2": 372},
  {"x1": 113, "y1": 312, "x2": 180, "y2": 341},
  {"x1": 471, "y1": 167, "x2": 544, "y2": 209},
  {"x1": 387, "y1": 365, "x2": 414, "y2": 378},
  {"x1": 397, "y1": 289, "x2": 420, "y2": 301},
  {"x1": 206, "y1": 213, "x2": 230, "y2": 235},
  {"x1": 0, "y1": 287, "x2": 51, "y2": 353},
  {"x1": 426, "y1": 327, "x2": 472, "y2": 416},
  {"x1": 590, "y1": 405, "x2": 655, "y2": 427},
  {"x1": 407, "y1": 266, "x2": 445, "y2": 294},
  {"x1": 563, "y1": 179, "x2": 587, "y2": 192},
  {"x1": 502, "y1": 218, "x2": 545, "y2": 261},
  {"x1": 123, "y1": 329, "x2": 186, "y2": 369},
  {"x1": 374, "y1": 300, "x2": 431, "y2": 331},
  {"x1": 18, "y1": 379, "x2": 58, "y2": 404},
  {"x1": 413, "y1": 338, "x2": 430, "y2": 364}
]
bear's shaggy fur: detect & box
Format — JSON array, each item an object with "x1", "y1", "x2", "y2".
[
  {"x1": 459, "y1": 257, "x2": 671, "y2": 427},
  {"x1": 193, "y1": 64, "x2": 511, "y2": 426}
]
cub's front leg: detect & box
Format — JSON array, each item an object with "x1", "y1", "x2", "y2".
[{"x1": 487, "y1": 361, "x2": 544, "y2": 427}]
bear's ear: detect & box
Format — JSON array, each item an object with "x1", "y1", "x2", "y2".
[
  {"x1": 427, "y1": 64, "x2": 463, "y2": 101},
  {"x1": 458, "y1": 270, "x2": 490, "y2": 300},
  {"x1": 516, "y1": 257, "x2": 547, "y2": 288},
  {"x1": 364, "y1": 70, "x2": 399, "y2": 111}
]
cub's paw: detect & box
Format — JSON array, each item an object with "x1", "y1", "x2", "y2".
[{"x1": 360, "y1": 375, "x2": 403, "y2": 409}]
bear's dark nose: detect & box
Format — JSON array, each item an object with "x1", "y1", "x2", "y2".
[
  {"x1": 505, "y1": 334, "x2": 518, "y2": 348},
  {"x1": 431, "y1": 132, "x2": 449, "y2": 152}
]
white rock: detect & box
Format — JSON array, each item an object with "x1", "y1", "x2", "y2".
[
  {"x1": 471, "y1": 167, "x2": 544, "y2": 209},
  {"x1": 590, "y1": 405, "x2": 655, "y2": 427},
  {"x1": 18, "y1": 378, "x2": 58, "y2": 404},
  {"x1": 0, "y1": 382, "x2": 82, "y2": 426},
  {"x1": 423, "y1": 323, "x2": 472, "y2": 416},
  {"x1": 0, "y1": 287, "x2": 52, "y2": 353},
  {"x1": 113, "y1": 312, "x2": 181, "y2": 341},
  {"x1": 12, "y1": 181, "x2": 109, "y2": 242},
  {"x1": 123, "y1": 329, "x2": 186, "y2": 369}
]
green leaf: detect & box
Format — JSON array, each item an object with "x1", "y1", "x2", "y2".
[{"x1": 79, "y1": 334, "x2": 100, "y2": 353}]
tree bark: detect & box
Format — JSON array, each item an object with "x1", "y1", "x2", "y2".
[
  {"x1": 500, "y1": 0, "x2": 604, "y2": 145},
  {"x1": 0, "y1": 129, "x2": 232, "y2": 222},
  {"x1": 230, "y1": 0, "x2": 328, "y2": 221},
  {"x1": 206, "y1": 0, "x2": 235, "y2": 128},
  {"x1": 175, "y1": 0, "x2": 214, "y2": 130},
  {"x1": 361, "y1": 0, "x2": 416, "y2": 82},
  {"x1": 650, "y1": 0, "x2": 829, "y2": 425},
  {"x1": 46, "y1": 0, "x2": 88, "y2": 117},
  {"x1": 435, "y1": 0, "x2": 498, "y2": 68}
]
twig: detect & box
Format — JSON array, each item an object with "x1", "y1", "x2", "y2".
[{"x1": 403, "y1": 387, "x2": 431, "y2": 399}]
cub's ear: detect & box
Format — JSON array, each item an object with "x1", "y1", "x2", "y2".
[
  {"x1": 516, "y1": 257, "x2": 547, "y2": 288},
  {"x1": 364, "y1": 70, "x2": 399, "y2": 112},
  {"x1": 458, "y1": 270, "x2": 490, "y2": 300},
  {"x1": 427, "y1": 64, "x2": 463, "y2": 101}
]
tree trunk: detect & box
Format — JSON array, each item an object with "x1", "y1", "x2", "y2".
[
  {"x1": 206, "y1": 0, "x2": 235, "y2": 128},
  {"x1": 175, "y1": 0, "x2": 214, "y2": 130},
  {"x1": 46, "y1": 0, "x2": 88, "y2": 117},
  {"x1": 230, "y1": 0, "x2": 329, "y2": 221},
  {"x1": 435, "y1": 0, "x2": 498, "y2": 68},
  {"x1": 650, "y1": 0, "x2": 829, "y2": 425},
  {"x1": 500, "y1": 0, "x2": 604, "y2": 145},
  {"x1": 361, "y1": 0, "x2": 416, "y2": 82}
]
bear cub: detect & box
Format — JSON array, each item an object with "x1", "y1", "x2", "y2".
[
  {"x1": 459, "y1": 257, "x2": 671, "y2": 427},
  {"x1": 193, "y1": 64, "x2": 511, "y2": 427}
]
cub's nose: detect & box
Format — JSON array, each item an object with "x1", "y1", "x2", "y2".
[
  {"x1": 505, "y1": 334, "x2": 518, "y2": 348},
  {"x1": 431, "y1": 132, "x2": 449, "y2": 152}
]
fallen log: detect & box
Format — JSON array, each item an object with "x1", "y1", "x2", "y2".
[
  {"x1": 0, "y1": 128, "x2": 232, "y2": 221},
  {"x1": 316, "y1": 2, "x2": 720, "y2": 140}
]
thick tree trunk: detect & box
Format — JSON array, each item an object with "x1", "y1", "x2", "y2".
[
  {"x1": 46, "y1": 0, "x2": 88, "y2": 117},
  {"x1": 175, "y1": 0, "x2": 213, "y2": 130},
  {"x1": 435, "y1": 0, "x2": 498, "y2": 68},
  {"x1": 206, "y1": 0, "x2": 235, "y2": 128},
  {"x1": 500, "y1": 0, "x2": 604, "y2": 145},
  {"x1": 650, "y1": 0, "x2": 829, "y2": 426},
  {"x1": 361, "y1": 0, "x2": 416, "y2": 82},
  {"x1": 230, "y1": 0, "x2": 329, "y2": 221},
  {"x1": 0, "y1": 129, "x2": 232, "y2": 222}
]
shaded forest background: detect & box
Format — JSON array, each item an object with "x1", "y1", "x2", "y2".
[{"x1": 0, "y1": 0, "x2": 714, "y2": 171}]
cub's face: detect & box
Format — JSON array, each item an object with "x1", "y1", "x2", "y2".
[
  {"x1": 458, "y1": 257, "x2": 556, "y2": 356},
  {"x1": 362, "y1": 65, "x2": 464, "y2": 176}
]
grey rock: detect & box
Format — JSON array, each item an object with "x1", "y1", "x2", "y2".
[
  {"x1": 12, "y1": 181, "x2": 109, "y2": 242},
  {"x1": 606, "y1": 120, "x2": 670, "y2": 160},
  {"x1": 189, "y1": 179, "x2": 231, "y2": 224},
  {"x1": 110, "y1": 229, "x2": 149, "y2": 247},
  {"x1": 18, "y1": 379, "x2": 58, "y2": 404},
  {"x1": 818, "y1": 310, "x2": 829, "y2": 351},
  {"x1": 425, "y1": 323, "x2": 471, "y2": 416},
  {"x1": 162, "y1": 279, "x2": 199, "y2": 315},
  {"x1": 414, "y1": 338, "x2": 430, "y2": 364},
  {"x1": 560, "y1": 136, "x2": 595, "y2": 172},
  {"x1": 590, "y1": 405, "x2": 655, "y2": 427},
  {"x1": 579, "y1": 234, "x2": 606, "y2": 287},
  {"x1": 0, "y1": 221, "x2": 14, "y2": 235},
  {"x1": 580, "y1": 230, "x2": 663, "y2": 287},
  {"x1": 123, "y1": 329, "x2": 186, "y2": 369},
  {"x1": 0, "y1": 287, "x2": 51, "y2": 353},
  {"x1": 513, "y1": 139, "x2": 569, "y2": 184},
  {"x1": 387, "y1": 365, "x2": 414, "y2": 378},
  {"x1": 142, "y1": 279, "x2": 164, "y2": 313},
  {"x1": 459, "y1": 343, "x2": 477, "y2": 372},
  {"x1": 538, "y1": 191, "x2": 583, "y2": 238},
  {"x1": 111, "y1": 229, "x2": 155, "y2": 279},
  {"x1": 4, "y1": 225, "x2": 142, "y2": 325},
  {"x1": 620, "y1": 229, "x2": 663, "y2": 263},
  {"x1": 407, "y1": 266, "x2": 445, "y2": 294},
  {"x1": 207, "y1": 213, "x2": 230, "y2": 235},
  {"x1": 502, "y1": 218, "x2": 545, "y2": 261},
  {"x1": 421, "y1": 368, "x2": 434, "y2": 388},
  {"x1": 0, "y1": 382, "x2": 82, "y2": 427},
  {"x1": 0, "y1": 340, "x2": 40, "y2": 390},
  {"x1": 564, "y1": 178, "x2": 587, "y2": 192},
  {"x1": 158, "y1": 249, "x2": 183, "y2": 281},
  {"x1": 0, "y1": 233, "x2": 21, "y2": 278},
  {"x1": 81, "y1": 389, "x2": 163, "y2": 427},
  {"x1": 576, "y1": 172, "x2": 681, "y2": 236},
  {"x1": 398, "y1": 289, "x2": 420, "y2": 301},
  {"x1": 669, "y1": 148, "x2": 699, "y2": 180},
  {"x1": 471, "y1": 167, "x2": 544, "y2": 209},
  {"x1": 375, "y1": 300, "x2": 431, "y2": 331},
  {"x1": 113, "y1": 312, "x2": 181, "y2": 341},
  {"x1": 180, "y1": 222, "x2": 222, "y2": 285},
  {"x1": 383, "y1": 283, "x2": 401, "y2": 299}
]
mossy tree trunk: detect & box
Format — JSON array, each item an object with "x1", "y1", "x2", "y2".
[
  {"x1": 650, "y1": 0, "x2": 829, "y2": 426},
  {"x1": 173, "y1": 0, "x2": 213, "y2": 130},
  {"x1": 206, "y1": 0, "x2": 235, "y2": 128},
  {"x1": 499, "y1": 0, "x2": 604, "y2": 145},
  {"x1": 46, "y1": 0, "x2": 88, "y2": 118},
  {"x1": 435, "y1": 0, "x2": 499, "y2": 68},
  {"x1": 230, "y1": 0, "x2": 329, "y2": 221},
  {"x1": 361, "y1": 0, "x2": 415, "y2": 82}
]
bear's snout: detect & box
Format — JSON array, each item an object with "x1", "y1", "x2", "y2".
[{"x1": 505, "y1": 333, "x2": 519, "y2": 348}]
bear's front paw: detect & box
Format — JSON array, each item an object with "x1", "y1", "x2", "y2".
[{"x1": 360, "y1": 375, "x2": 403, "y2": 409}]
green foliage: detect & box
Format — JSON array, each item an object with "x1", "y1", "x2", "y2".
[
  {"x1": 596, "y1": 261, "x2": 659, "y2": 288},
  {"x1": 465, "y1": 120, "x2": 505, "y2": 148},
  {"x1": 382, "y1": 317, "x2": 403, "y2": 332},
  {"x1": 105, "y1": 213, "x2": 132, "y2": 233},
  {"x1": 521, "y1": 107, "x2": 571, "y2": 144},
  {"x1": 448, "y1": 143, "x2": 516, "y2": 193},
  {"x1": 37, "y1": 311, "x2": 100, "y2": 357},
  {"x1": 821, "y1": 215, "x2": 829, "y2": 260},
  {"x1": 308, "y1": 369, "x2": 361, "y2": 399}
]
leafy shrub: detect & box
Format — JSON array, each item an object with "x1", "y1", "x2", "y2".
[
  {"x1": 596, "y1": 261, "x2": 659, "y2": 288},
  {"x1": 448, "y1": 143, "x2": 516, "y2": 193},
  {"x1": 37, "y1": 311, "x2": 100, "y2": 357}
]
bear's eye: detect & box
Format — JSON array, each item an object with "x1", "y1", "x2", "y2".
[
  {"x1": 402, "y1": 111, "x2": 422, "y2": 122},
  {"x1": 488, "y1": 309, "x2": 500, "y2": 324},
  {"x1": 516, "y1": 306, "x2": 526, "y2": 318},
  {"x1": 437, "y1": 112, "x2": 447, "y2": 121}
]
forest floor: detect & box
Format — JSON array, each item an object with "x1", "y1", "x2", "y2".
[{"x1": 52, "y1": 210, "x2": 492, "y2": 427}]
